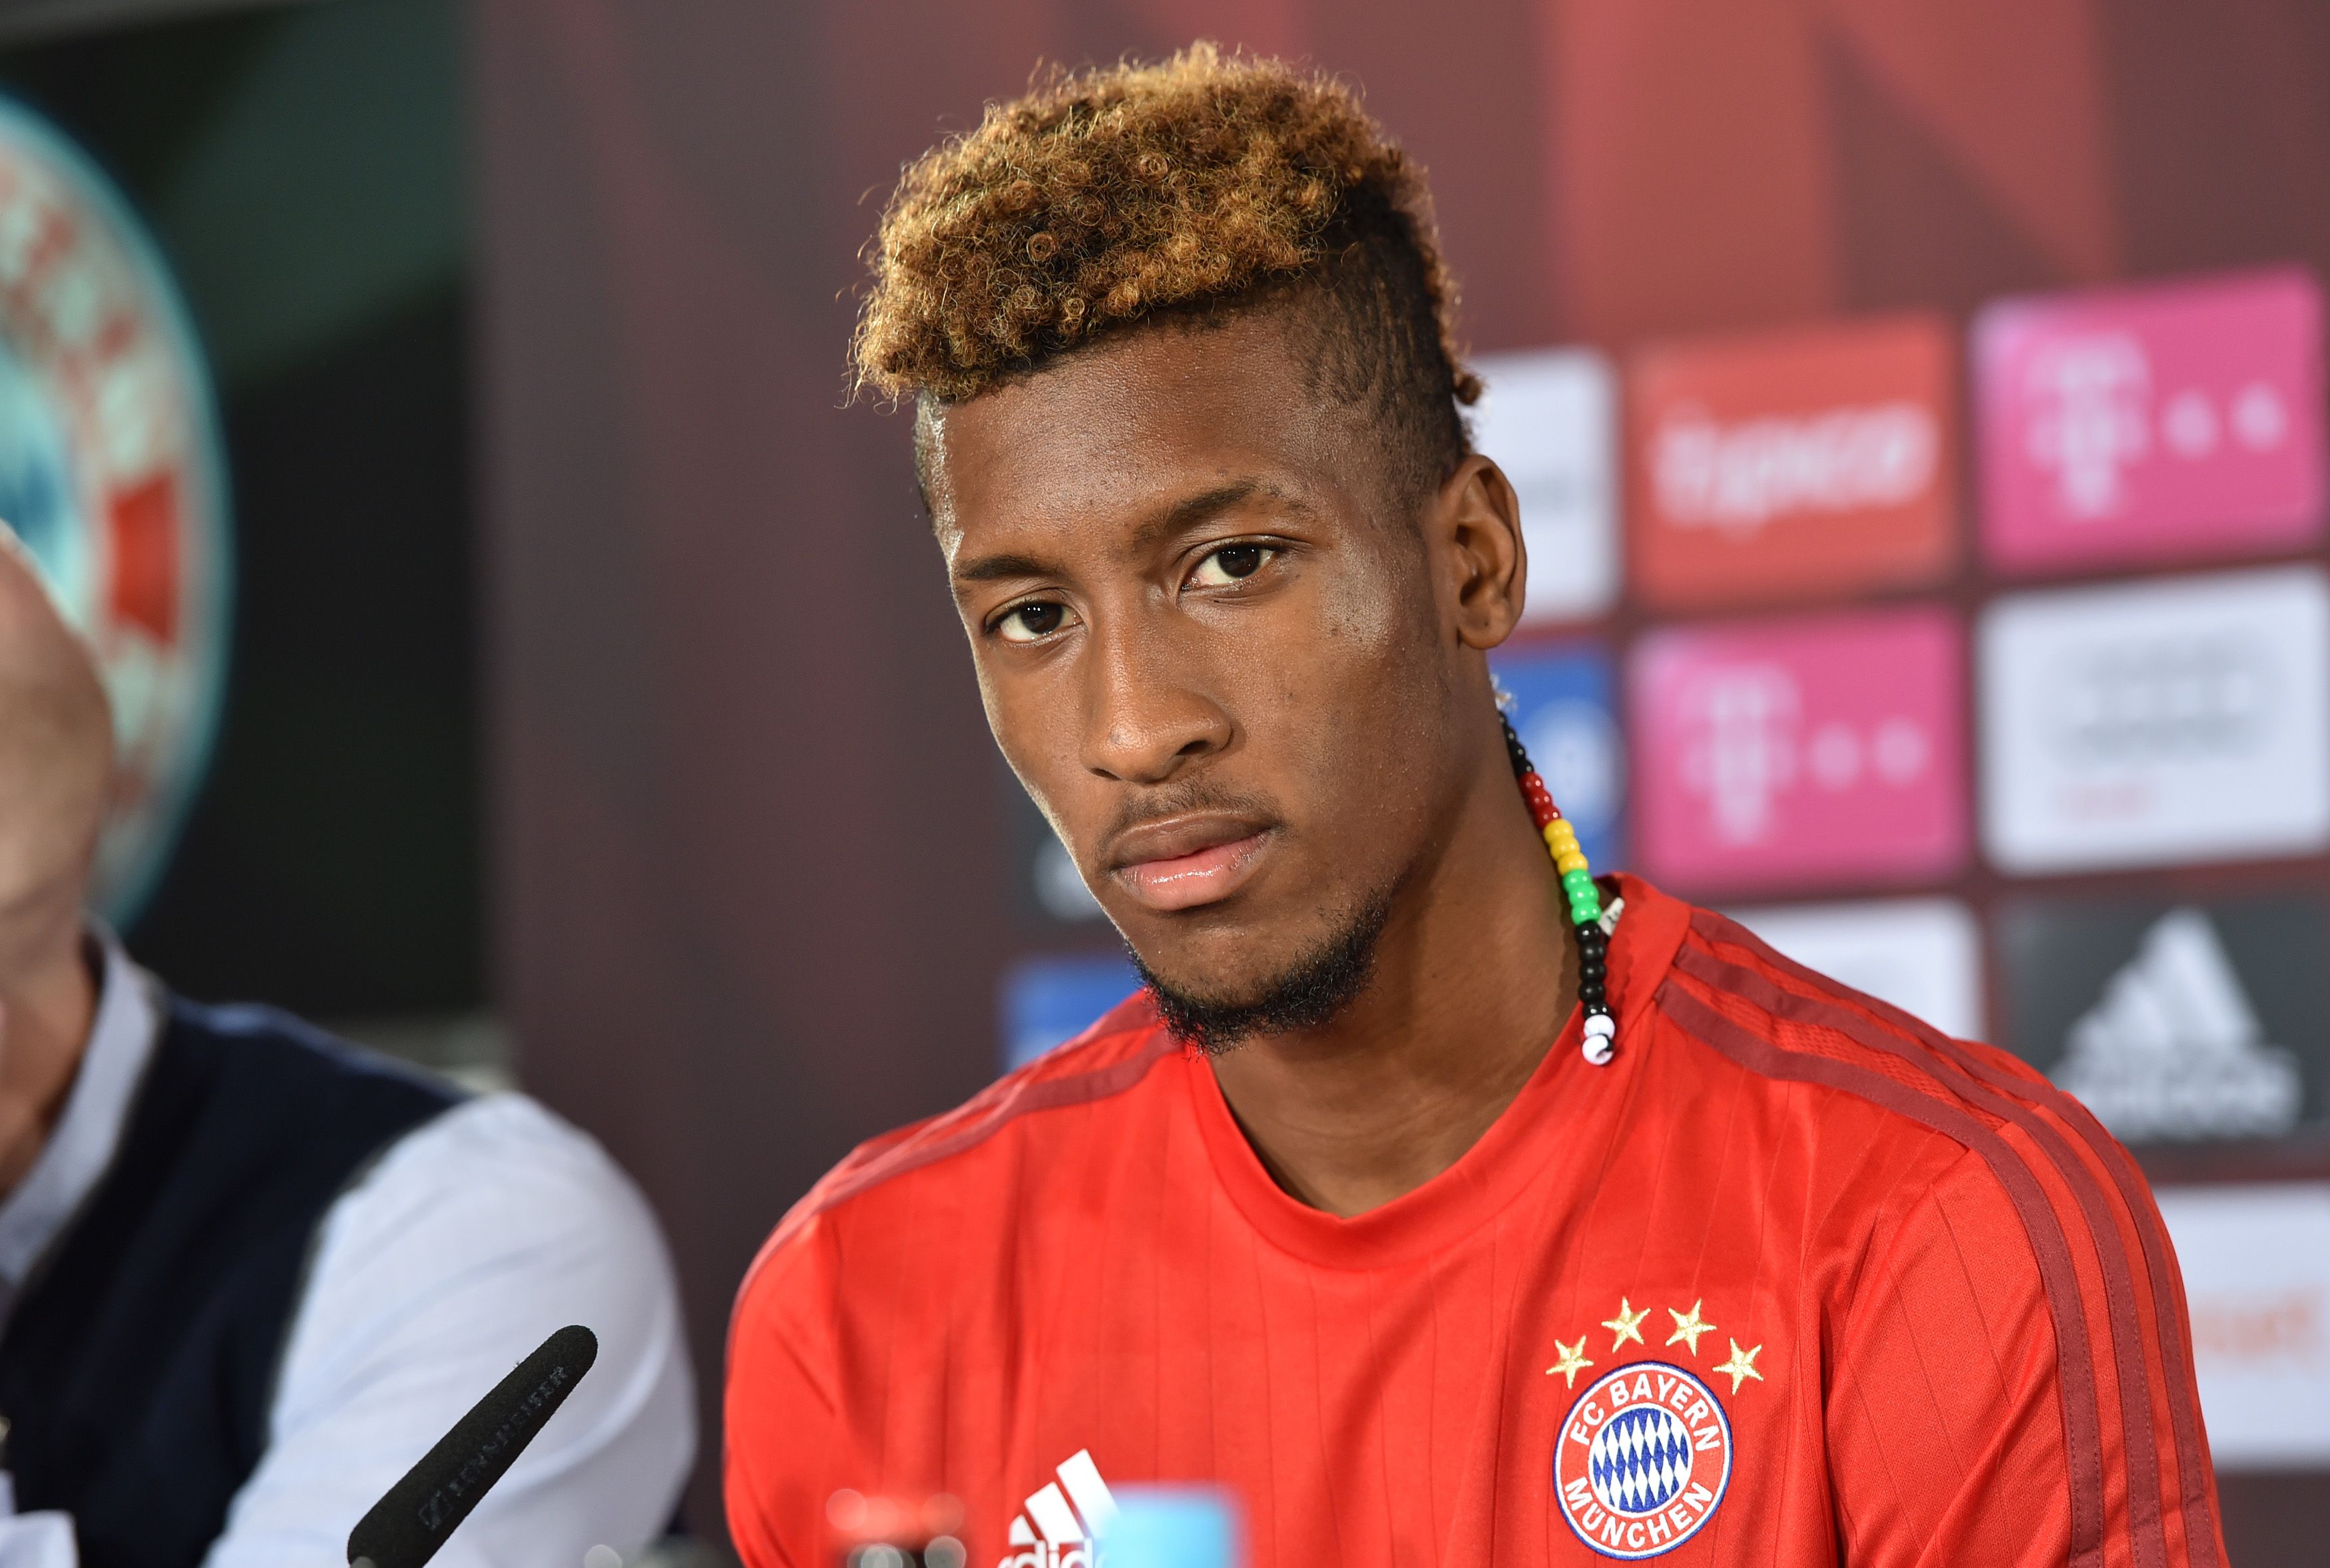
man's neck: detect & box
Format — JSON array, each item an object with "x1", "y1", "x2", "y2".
[
  {"x1": 1206, "y1": 761, "x2": 1578, "y2": 1219},
  {"x1": 0, "y1": 907, "x2": 100, "y2": 1201}
]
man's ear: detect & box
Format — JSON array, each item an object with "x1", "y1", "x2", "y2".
[{"x1": 1432, "y1": 454, "x2": 1527, "y2": 651}]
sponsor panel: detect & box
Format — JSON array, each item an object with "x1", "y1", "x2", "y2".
[
  {"x1": 2152, "y1": 1183, "x2": 2330, "y2": 1468},
  {"x1": 1994, "y1": 894, "x2": 2325, "y2": 1143},
  {"x1": 1628, "y1": 315, "x2": 1956, "y2": 610},
  {"x1": 1471, "y1": 348, "x2": 1620, "y2": 624},
  {"x1": 999, "y1": 953, "x2": 1140, "y2": 1074},
  {"x1": 1630, "y1": 608, "x2": 1967, "y2": 895},
  {"x1": 1724, "y1": 898, "x2": 1982, "y2": 1041},
  {"x1": 1491, "y1": 642, "x2": 1623, "y2": 873},
  {"x1": 1979, "y1": 566, "x2": 2330, "y2": 873},
  {"x1": 1977, "y1": 268, "x2": 2327, "y2": 574}
]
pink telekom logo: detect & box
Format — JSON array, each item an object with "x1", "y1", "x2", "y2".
[
  {"x1": 1976, "y1": 267, "x2": 2327, "y2": 573},
  {"x1": 1630, "y1": 609, "x2": 1967, "y2": 895}
]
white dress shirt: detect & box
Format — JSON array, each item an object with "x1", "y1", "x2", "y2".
[{"x1": 0, "y1": 935, "x2": 696, "y2": 1566}]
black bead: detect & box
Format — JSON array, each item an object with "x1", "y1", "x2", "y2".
[{"x1": 1499, "y1": 715, "x2": 1533, "y2": 776}]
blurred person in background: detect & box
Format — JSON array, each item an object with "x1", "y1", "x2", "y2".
[
  {"x1": 0, "y1": 530, "x2": 694, "y2": 1566},
  {"x1": 726, "y1": 47, "x2": 2224, "y2": 1568}
]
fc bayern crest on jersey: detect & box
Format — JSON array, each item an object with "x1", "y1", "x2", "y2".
[
  {"x1": 0, "y1": 95, "x2": 231, "y2": 922},
  {"x1": 1554, "y1": 1361, "x2": 1734, "y2": 1559}
]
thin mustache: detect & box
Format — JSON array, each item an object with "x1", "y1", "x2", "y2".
[{"x1": 1100, "y1": 779, "x2": 1280, "y2": 855}]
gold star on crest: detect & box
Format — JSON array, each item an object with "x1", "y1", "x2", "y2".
[
  {"x1": 1601, "y1": 1298, "x2": 1650, "y2": 1351},
  {"x1": 1545, "y1": 1336, "x2": 1594, "y2": 1388},
  {"x1": 1665, "y1": 1300, "x2": 1716, "y2": 1356},
  {"x1": 1715, "y1": 1338, "x2": 1764, "y2": 1394}
]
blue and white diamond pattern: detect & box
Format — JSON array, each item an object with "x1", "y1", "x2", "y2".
[{"x1": 1587, "y1": 1404, "x2": 1692, "y2": 1515}]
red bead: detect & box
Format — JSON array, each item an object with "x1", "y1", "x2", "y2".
[{"x1": 1518, "y1": 771, "x2": 1560, "y2": 829}]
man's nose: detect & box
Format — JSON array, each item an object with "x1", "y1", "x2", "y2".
[{"x1": 1079, "y1": 618, "x2": 1232, "y2": 785}]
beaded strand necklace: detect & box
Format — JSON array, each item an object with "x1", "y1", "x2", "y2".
[{"x1": 1497, "y1": 708, "x2": 1618, "y2": 1065}]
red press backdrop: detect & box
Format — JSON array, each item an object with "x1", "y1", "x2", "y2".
[{"x1": 475, "y1": 0, "x2": 2330, "y2": 1545}]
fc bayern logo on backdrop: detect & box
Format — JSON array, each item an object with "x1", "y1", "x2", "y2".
[
  {"x1": 1555, "y1": 1361, "x2": 1733, "y2": 1559},
  {"x1": 0, "y1": 95, "x2": 231, "y2": 923}
]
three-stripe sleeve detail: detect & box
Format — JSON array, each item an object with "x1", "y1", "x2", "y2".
[
  {"x1": 1652, "y1": 980, "x2": 2114, "y2": 1567},
  {"x1": 1667, "y1": 909, "x2": 2222, "y2": 1568}
]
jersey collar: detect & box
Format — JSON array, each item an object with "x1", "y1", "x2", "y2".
[{"x1": 1179, "y1": 872, "x2": 1692, "y2": 1270}]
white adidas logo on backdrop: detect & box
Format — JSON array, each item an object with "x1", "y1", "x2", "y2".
[{"x1": 2052, "y1": 906, "x2": 2302, "y2": 1141}]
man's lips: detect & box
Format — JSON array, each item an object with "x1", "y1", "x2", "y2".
[{"x1": 1108, "y1": 818, "x2": 1274, "y2": 912}]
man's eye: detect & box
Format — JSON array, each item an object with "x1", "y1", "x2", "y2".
[
  {"x1": 1190, "y1": 544, "x2": 1275, "y2": 588},
  {"x1": 996, "y1": 601, "x2": 1073, "y2": 643}
]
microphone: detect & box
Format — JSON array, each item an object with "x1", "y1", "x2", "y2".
[{"x1": 347, "y1": 1324, "x2": 598, "y2": 1568}]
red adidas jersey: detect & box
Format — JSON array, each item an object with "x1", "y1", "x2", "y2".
[{"x1": 726, "y1": 875, "x2": 2227, "y2": 1567}]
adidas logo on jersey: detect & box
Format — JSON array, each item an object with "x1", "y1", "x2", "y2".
[
  {"x1": 998, "y1": 1449, "x2": 1119, "y2": 1568},
  {"x1": 2051, "y1": 907, "x2": 2302, "y2": 1141}
]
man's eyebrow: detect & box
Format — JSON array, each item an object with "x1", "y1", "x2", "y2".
[
  {"x1": 1125, "y1": 480, "x2": 1266, "y2": 556},
  {"x1": 952, "y1": 550, "x2": 1063, "y2": 586},
  {"x1": 951, "y1": 479, "x2": 1287, "y2": 590}
]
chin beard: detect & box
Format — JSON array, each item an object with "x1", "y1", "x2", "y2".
[{"x1": 1131, "y1": 886, "x2": 1395, "y2": 1056}]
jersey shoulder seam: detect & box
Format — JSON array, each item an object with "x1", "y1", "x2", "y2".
[
  {"x1": 740, "y1": 1015, "x2": 1180, "y2": 1294},
  {"x1": 1672, "y1": 907, "x2": 2058, "y2": 1118}
]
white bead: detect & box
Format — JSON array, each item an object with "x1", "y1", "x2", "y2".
[
  {"x1": 1582, "y1": 1034, "x2": 1615, "y2": 1066},
  {"x1": 1583, "y1": 1013, "x2": 1616, "y2": 1039}
]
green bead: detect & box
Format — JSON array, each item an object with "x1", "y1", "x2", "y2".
[{"x1": 1561, "y1": 869, "x2": 1596, "y2": 894}]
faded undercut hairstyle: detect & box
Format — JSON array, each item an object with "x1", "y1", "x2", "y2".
[{"x1": 851, "y1": 43, "x2": 1481, "y2": 508}]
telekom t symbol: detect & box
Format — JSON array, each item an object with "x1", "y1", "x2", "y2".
[
  {"x1": 2023, "y1": 333, "x2": 2150, "y2": 519},
  {"x1": 1681, "y1": 665, "x2": 1798, "y2": 845}
]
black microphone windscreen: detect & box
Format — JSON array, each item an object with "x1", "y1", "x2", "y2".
[{"x1": 347, "y1": 1324, "x2": 599, "y2": 1568}]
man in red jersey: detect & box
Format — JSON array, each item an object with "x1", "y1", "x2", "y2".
[{"x1": 728, "y1": 46, "x2": 2226, "y2": 1568}]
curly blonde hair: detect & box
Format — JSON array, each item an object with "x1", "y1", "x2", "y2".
[{"x1": 855, "y1": 45, "x2": 1479, "y2": 498}]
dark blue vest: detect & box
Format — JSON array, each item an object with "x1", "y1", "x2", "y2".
[{"x1": 0, "y1": 995, "x2": 461, "y2": 1568}]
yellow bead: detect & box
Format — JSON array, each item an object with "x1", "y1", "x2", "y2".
[
  {"x1": 1556, "y1": 850, "x2": 1590, "y2": 874},
  {"x1": 1542, "y1": 823, "x2": 1578, "y2": 851}
]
